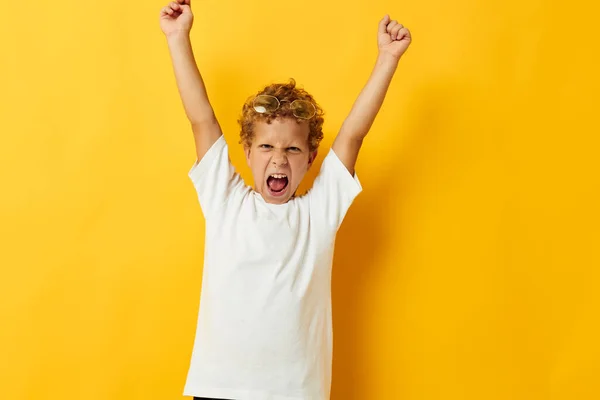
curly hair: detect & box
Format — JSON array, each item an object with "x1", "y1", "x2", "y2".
[{"x1": 238, "y1": 79, "x2": 325, "y2": 152}]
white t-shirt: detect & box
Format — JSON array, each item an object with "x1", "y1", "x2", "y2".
[{"x1": 184, "y1": 135, "x2": 362, "y2": 400}]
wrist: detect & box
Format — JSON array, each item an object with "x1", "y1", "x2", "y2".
[
  {"x1": 376, "y1": 52, "x2": 401, "y2": 66},
  {"x1": 166, "y1": 30, "x2": 191, "y2": 43}
]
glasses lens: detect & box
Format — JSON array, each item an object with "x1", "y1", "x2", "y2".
[
  {"x1": 253, "y1": 95, "x2": 279, "y2": 114},
  {"x1": 290, "y1": 100, "x2": 316, "y2": 119}
]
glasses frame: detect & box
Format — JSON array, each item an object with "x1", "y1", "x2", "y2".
[{"x1": 252, "y1": 94, "x2": 317, "y2": 120}]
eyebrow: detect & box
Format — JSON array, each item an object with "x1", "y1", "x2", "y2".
[{"x1": 259, "y1": 143, "x2": 304, "y2": 148}]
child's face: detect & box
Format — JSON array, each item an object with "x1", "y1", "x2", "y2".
[{"x1": 245, "y1": 118, "x2": 317, "y2": 204}]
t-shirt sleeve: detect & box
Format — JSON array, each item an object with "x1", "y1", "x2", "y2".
[
  {"x1": 188, "y1": 135, "x2": 247, "y2": 220},
  {"x1": 308, "y1": 148, "x2": 363, "y2": 231}
]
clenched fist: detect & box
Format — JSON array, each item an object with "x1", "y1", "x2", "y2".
[
  {"x1": 160, "y1": 0, "x2": 194, "y2": 37},
  {"x1": 378, "y1": 15, "x2": 411, "y2": 60}
]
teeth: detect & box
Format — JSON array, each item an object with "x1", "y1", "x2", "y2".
[{"x1": 270, "y1": 174, "x2": 287, "y2": 179}]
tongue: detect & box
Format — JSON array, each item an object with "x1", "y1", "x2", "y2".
[{"x1": 268, "y1": 177, "x2": 287, "y2": 192}]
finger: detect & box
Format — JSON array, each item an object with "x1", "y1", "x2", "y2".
[
  {"x1": 397, "y1": 27, "x2": 411, "y2": 41},
  {"x1": 161, "y1": 6, "x2": 173, "y2": 16},
  {"x1": 378, "y1": 14, "x2": 391, "y2": 34},
  {"x1": 392, "y1": 24, "x2": 404, "y2": 40},
  {"x1": 168, "y1": 3, "x2": 181, "y2": 13},
  {"x1": 386, "y1": 20, "x2": 398, "y2": 35}
]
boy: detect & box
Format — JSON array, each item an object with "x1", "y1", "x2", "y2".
[{"x1": 159, "y1": 1, "x2": 411, "y2": 399}]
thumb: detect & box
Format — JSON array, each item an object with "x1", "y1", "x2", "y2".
[{"x1": 378, "y1": 14, "x2": 390, "y2": 34}]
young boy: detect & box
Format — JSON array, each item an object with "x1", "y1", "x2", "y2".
[{"x1": 160, "y1": 1, "x2": 411, "y2": 399}]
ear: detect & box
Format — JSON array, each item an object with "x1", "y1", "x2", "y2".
[
  {"x1": 244, "y1": 145, "x2": 252, "y2": 167},
  {"x1": 308, "y1": 150, "x2": 318, "y2": 168}
]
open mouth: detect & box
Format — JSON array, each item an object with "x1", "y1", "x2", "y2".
[{"x1": 266, "y1": 173, "x2": 289, "y2": 197}]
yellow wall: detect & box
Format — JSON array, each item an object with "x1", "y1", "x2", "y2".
[{"x1": 1, "y1": 0, "x2": 599, "y2": 399}]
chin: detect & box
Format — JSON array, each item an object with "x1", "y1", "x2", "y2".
[{"x1": 263, "y1": 189, "x2": 291, "y2": 204}]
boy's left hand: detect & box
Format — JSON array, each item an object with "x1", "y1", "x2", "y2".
[{"x1": 378, "y1": 15, "x2": 411, "y2": 60}]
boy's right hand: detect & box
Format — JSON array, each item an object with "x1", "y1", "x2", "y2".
[{"x1": 160, "y1": 0, "x2": 193, "y2": 37}]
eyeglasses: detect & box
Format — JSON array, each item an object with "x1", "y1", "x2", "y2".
[{"x1": 252, "y1": 94, "x2": 317, "y2": 120}]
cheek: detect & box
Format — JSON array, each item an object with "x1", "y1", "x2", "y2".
[
  {"x1": 291, "y1": 156, "x2": 310, "y2": 175},
  {"x1": 250, "y1": 151, "x2": 262, "y2": 164},
  {"x1": 250, "y1": 153, "x2": 269, "y2": 176}
]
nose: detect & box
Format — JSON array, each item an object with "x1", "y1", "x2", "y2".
[{"x1": 271, "y1": 149, "x2": 288, "y2": 167}]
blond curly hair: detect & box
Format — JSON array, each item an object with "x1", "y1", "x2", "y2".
[{"x1": 238, "y1": 79, "x2": 325, "y2": 152}]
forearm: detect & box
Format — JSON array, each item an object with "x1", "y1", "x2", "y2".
[
  {"x1": 166, "y1": 32, "x2": 216, "y2": 125},
  {"x1": 338, "y1": 53, "x2": 399, "y2": 140}
]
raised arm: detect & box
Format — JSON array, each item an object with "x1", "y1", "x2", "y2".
[
  {"x1": 332, "y1": 15, "x2": 412, "y2": 175},
  {"x1": 160, "y1": 0, "x2": 223, "y2": 161}
]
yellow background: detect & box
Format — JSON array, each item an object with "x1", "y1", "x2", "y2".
[{"x1": 1, "y1": 0, "x2": 599, "y2": 399}]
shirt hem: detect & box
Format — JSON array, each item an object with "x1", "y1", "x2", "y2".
[{"x1": 183, "y1": 385, "x2": 310, "y2": 400}]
